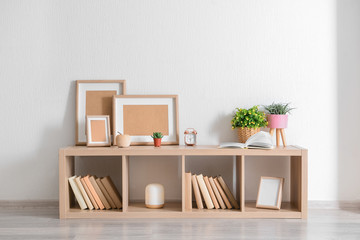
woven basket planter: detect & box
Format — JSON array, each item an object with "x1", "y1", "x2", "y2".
[{"x1": 237, "y1": 127, "x2": 260, "y2": 143}]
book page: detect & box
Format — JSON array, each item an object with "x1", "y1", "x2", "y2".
[
  {"x1": 245, "y1": 131, "x2": 273, "y2": 148},
  {"x1": 218, "y1": 142, "x2": 246, "y2": 148}
]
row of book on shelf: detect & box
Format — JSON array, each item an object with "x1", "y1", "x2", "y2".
[
  {"x1": 185, "y1": 173, "x2": 239, "y2": 210},
  {"x1": 68, "y1": 175, "x2": 122, "y2": 210}
]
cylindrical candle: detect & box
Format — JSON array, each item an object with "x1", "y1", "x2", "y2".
[{"x1": 145, "y1": 183, "x2": 164, "y2": 209}]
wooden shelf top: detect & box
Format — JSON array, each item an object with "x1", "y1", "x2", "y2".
[{"x1": 60, "y1": 145, "x2": 306, "y2": 156}]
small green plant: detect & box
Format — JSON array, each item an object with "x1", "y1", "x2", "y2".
[
  {"x1": 263, "y1": 102, "x2": 295, "y2": 115},
  {"x1": 231, "y1": 106, "x2": 268, "y2": 129},
  {"x1": 151, "y1": 132, "x2": 164, "y2": 139}
]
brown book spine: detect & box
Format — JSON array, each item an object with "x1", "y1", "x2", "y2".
[
  {"x1": 89, "y1": 176, "x2": 111, "y2": 210},
  {"x1": 218, "y1": 176, "x2": 240, "y2": 209},
  {"x1": 83, "y1": 175, "x2": 105, "y2": 210},
  {"x1": 96, "y1": 178, "x2": 116, "y2": 209},
  {"x1": 185, "y1": 172, "x2": 192, "y2": 210},
  {"x1": 204, "y1": 176, "x2": 219, "y2": 209},
  {"x1": 191, "y1": 174, "x2": 203, "y2": 209},
  {"x1": 81, "y1": 177, "x2": 99, "y2": 209},
  {"x1": 209, "y1": 177, "x2": 226, "y2": 209},
  {"x1": 101, "y1": 176, "x2": 122, "y2": 209},
  {"x1": 214, "y1": 177, "x2": 232, "y2": 209}
]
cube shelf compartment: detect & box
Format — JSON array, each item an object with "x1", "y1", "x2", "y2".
[{"x1": 59, "y1": 145, "x2": 307, "y2": 219}]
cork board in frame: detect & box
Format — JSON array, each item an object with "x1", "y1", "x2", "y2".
[
  {"x1": 86, "y1": 115, "x2": 111, "y2": 147},
  {"x1": 76, "y1": 80, "x2": 126, "y2": 145},
  {"x1": 113, "y1": 95, "x2": 179, "y2": 145},
  {"x1": 256, "y1": 176, "x2": 284, "y2": 210}
]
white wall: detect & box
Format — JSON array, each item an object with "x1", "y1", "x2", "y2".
[{"x1": 0, "y1": 0, "x2": 342, "y2": 201}]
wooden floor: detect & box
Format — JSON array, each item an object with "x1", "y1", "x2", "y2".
[{"x1": 1, "y1": 206, "x2": 360, "y2": 239}]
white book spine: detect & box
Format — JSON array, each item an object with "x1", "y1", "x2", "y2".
[{"x1": 68, "y1": 176, "x2": 88, "y2": 210}]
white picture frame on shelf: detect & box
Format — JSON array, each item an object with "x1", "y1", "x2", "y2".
[
  {"x1": 76, "y1": 80, "x2": 126, "y2": 145},
  {"x1": 256, "y1": 176, "x2": 284, "y2": 210},
  {"x1": 86, "y1": 115, "x2": 111, "y2": 147},
  {"x1": 112, "y1": 95, "x2": 179, "y2": 145}
]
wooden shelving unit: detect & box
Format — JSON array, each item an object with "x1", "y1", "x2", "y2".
[{"x1": 59, "y1": 145, "x2": 307, "y2": 219}]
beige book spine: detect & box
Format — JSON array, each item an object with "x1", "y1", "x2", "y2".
[
  {"x1": 81, "y1": 177, "x2": 99, "y2": 209},
  {"x1": 209, "y1": 177, "x2": 226, "y2": 209},
  {"x1": 89, "y1": 176, "x2": 111, "y2": 210},
  {"x1": 83, "y1": 175, "x2": 105, "y2": 210},
  {"x1": 191, "y1": 174, "x2": 203, "y2": 209},
  {"x1": 101, "y1": 176, "x2": 122, "y2": 209},
  {"x1": 196, "y1": 174, "x2": 214, "y2": 209},
  {"x1": 75, "y1": 176, "x2": 94, "y2": 210},
  {"x1": 218, "y1": 176, "x2": 240, "y2": 209},
  {"x1": 68, "y1": 176, "x2": 87, "y2": 210},
  {"x1": 96, "y1": 178, "x2": 116, "y2": 209},
  {"x1": 214, "y1": 177, "x2": 232, "y2": 209},
  {"x1": 204, "y1": 176, "x2": 219, "y2": 209},
  {"x1": 185, "y1": 172, "x2": 192, "y2": 210}
]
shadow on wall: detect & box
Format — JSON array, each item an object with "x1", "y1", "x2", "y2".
[{"x1": 337, "y1": 0, "x2": 360, "y2": 204}]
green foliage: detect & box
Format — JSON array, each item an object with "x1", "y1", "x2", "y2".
[
  {"x1": 263, "y1": 102, "x2": 295, "y2": 115},
  {"x1": 151, "y1": 132, "x2": 164, "y2": 139},
  {"x1": 231, "y1": 106, "x2": 268, "y2": 129}
]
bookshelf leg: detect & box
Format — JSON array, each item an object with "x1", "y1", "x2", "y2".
[
  {"x1": 122, "y1": 155, "x2": 129, "y2": 212},
  {"x1": 59, "y1": 150, "x2": 74, "y2": 219}
]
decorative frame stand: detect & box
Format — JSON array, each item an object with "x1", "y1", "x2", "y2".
[
  {"x1": 256, "y1": 176, "x2": 284, "y2": 210},
  {"x1": 76, "y1": 80, "x2": 126, "y2": 145},
  {"x1": 112, "y1": 95, "x2": 179, "y2": 145},
  {"x1": 86, "y1": 115, "x2": 111, "y2": 147}
]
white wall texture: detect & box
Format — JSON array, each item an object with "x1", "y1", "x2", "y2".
[{"x1": 0, "y1": 0, "x2": 352, "y2": 201}]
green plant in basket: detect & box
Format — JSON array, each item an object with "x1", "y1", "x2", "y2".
[
  {"x1": 231, "y1": 106, "x2": 268, "y2": 129},
  {"x1": 151, "y1": 132, "x2": 164, "y2": 139}
]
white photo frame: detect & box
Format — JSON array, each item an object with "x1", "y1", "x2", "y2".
[
  {"x1": 113, "y1": 95, "x2": 179, "y2": 145},
  {"x1": 86, "y1": 115, "x2": 111, "y2": 147},
  {"x1": 76, "y1": 80, "x2": 126, "y2": 145},
  {"x1": 256, "y1": 176, "x2": 284, "y2": 210}
]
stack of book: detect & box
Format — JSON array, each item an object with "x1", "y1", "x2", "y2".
[
  {"x1": 68, "y1": 175, "x2": 122, "y2": 210},
  {"x1": 185, "y1": 173, "x2": 240, "y2": 210}
]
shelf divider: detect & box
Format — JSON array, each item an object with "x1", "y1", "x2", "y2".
[{"x1": 122, "y1": 155, "x2": 129, "y2": 212}]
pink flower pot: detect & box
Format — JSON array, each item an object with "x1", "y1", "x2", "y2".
[{"x1": 267, "y1": 114, "x2": 288, "y2": 129}]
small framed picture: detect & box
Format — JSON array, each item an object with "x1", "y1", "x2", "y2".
[
  {"x1": 86, "y1": 115, "x2": 111, "y2": 147},
  {"x1": 256, "y1": 176, "x2": 284, "y2": 210}
]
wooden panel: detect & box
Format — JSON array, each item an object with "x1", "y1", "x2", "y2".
[
  {"x1": 290, "y1": 156, "x2": 301, "y2": 211},
  {"x1": 90, "y1": 120, "x2": 106, "y2": 142},
  {"x1": 123, "y1": 105, "x2": 169, "y2": 135},
  {"x1": 236, "y1": 155, "x2": 245, "y2": 212},
  {"x1": 122, "y1": 155, "x2": 129, "y2": 212},
  {"x1": 301, "y1": 149, "x2": 308, "y2": 219},
  {"x1": 181, "y1": 155, "x2": 186, "y2": 212}
]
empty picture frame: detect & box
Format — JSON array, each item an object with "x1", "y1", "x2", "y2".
[
  {"x1": 76, "y1": 80, "x2": 126, "y2": 145},
  {"x1": 113, "y1": 95, "x2": 179, "y2": 145},
  {"x1": 256, "y1": 176, "x2": 284, "y2": 210},
  {"x1": 86, "y1": 115, "x2": 111, "y2": 147}
]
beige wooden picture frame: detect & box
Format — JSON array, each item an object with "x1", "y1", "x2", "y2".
[
  {"x1": 256, "y1": 176, "x2": 284, "y2": 210},
  {"x1": 86, "y1": 115, "x2": 111, "y2": 147},
  {"x1": 76, "y1": 80, "x2": 126, "y2": 145},
  {"x1": 112, "y1": 95, "x2": 179, "y2": 145}
]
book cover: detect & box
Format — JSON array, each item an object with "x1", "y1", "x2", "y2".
[
  {"x1": 185, "y1": 172, "x2": 192, "y2": 210},
  {"x1": 191, "y1": 174, "x2": 203, "y2": 209},
  {"x1": 68, "y1": 176, "x2": 87, "y2": 210},
  {"x1": 209, "y1": 177, "x2": 226, "y2": 209},
  {"x1": 89, "y1": 176, "x2": 111, "y2": 210},
  {"x1": 80, "y1": 177, "x2": 99, "y2": 210},
  {"x1": 75, "y1": 176, "x2": 94, "y2": 210},
  {"x1": 83, "y1": 175, "x2": 105, "y2": 210},
  {"x1": 196, "y1": 174, "x2": 214, "y2": 209},
  {"x1": 218, "y1": 176, "x2": 240, "y2": 209},
  {"x1": 101, "y1": 176, "x2": 122, "y2": 209},
  {"x1": 214, "y1": 177, "x2": 232, "y2": 209},
  {"x1": 203, "y1": 176, "x2": 219, "y2": 209},
  {"x1": 96, "y1": 178, "x2": 116, "y2": 209}
]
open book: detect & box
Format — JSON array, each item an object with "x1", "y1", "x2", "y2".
[{"x1": 219, "y1": 131, "x2": 274, "y2": 149}]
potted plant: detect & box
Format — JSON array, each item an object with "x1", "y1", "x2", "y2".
[
  {"x1": 231, "y1": 106, "x2": 268, "y2": 143},
  {"x1": 263, "y1": 102, "x2": 294, "y2": 129},
  {"x1": 151, "y1": 132, "x2": 164, "y2": 147}
]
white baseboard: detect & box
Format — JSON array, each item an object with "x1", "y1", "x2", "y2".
[{"x1": 0, "y1": 200, "x2": 58, "y2": 209}]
